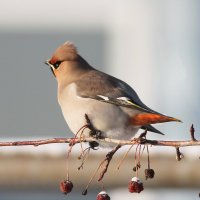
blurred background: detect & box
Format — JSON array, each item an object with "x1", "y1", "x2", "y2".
[{"x1": 0, "y1": 0, "x2": 200, "y2": 199}]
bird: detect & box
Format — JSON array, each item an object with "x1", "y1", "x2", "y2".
[{"x1": 45, "y1": 41, "x2": 181, "y2": 148}]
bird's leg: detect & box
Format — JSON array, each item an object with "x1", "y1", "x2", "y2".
[
  {"x1": 84, "y1": 114, "x2": 103, "y2": 139},
  {"x1": 85, "y1": 114, "x2": 103, "y2": 150}
]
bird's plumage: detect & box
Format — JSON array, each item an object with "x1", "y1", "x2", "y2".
[
  {"x1": 45, "y1": 41, "x2": 181, "y2": 147},
  {"x1": 75, "y1": 69, "x2": 162, "y2": 114}
]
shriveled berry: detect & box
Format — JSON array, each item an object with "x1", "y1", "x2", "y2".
[
  {"x1": 128, "y1": 177, "x2": 144, "y2": 193},
  {"x1": 145, "y1": 168, "x2": 155, "y2": 179},
  {"x1": 60, "y1": 180, "x2": 73, "y2": 194},
  {"x1": 96, "y1": 191, "x2": 110, "y2": 200},
  {"x1": 82, "y1": 189, "x2": 88, "y2": 195},
  {"x1": 133, "y1": 163, "x2": 141, "y2": 171}
]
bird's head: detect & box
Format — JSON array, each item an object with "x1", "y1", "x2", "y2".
[{"x1": 45, "y1": 41, "x2": 79, "y2": 78}]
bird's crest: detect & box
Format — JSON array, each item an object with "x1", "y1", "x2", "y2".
[
  {"x1": 50, "y1": 41, "x2": 78, "y2": 63},
  {"x1": 62, "y1": 41, "x2": 78, "y2": 55}
]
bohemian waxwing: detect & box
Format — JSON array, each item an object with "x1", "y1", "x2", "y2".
[{"x1": 45, "y1": 42, "x2": 181, "y2": 148}]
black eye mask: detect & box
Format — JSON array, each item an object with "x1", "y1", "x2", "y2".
[{"x1": 53, "y1": 61, "x2": 62, "y2": 69}]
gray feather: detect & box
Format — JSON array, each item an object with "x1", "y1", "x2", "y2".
[
  {"x1": 76, "y1": 69, "x2": 162, "y2": 114},
  {"x1": 141, "y1": 125, "x2": 164, "y2": 135}
]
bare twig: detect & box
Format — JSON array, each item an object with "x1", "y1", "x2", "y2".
[
  {"x1": 0, "y1": 136, "x2": 200, "y2": 147},
  {"x1": 116, "y1": 144, "x2": 134, "y2": 170},
  {"x1": 0, "y1": 138, "x2": 76, "y2": 146},
  {"x1": 98, "y1": 145, "x2": 121, "y2": 181},
  {"x1": 0, "y1": 125, "x2": 198, "y2": 148},
  {"x1": 0, "y1": 125, "x2": 199, "y2": 196},
  {"x1": 81, "y1": 146, "x2": 121, "y2": 195},
  {"x1": 147, "y1": 145, "x2": 150, "y2": 169},
  {"x1": 78, "y1": 147, "x2": 90, "y2": 170},
  {"x1": 190, "y1": 124, "x2": 196, "y2": 141}
]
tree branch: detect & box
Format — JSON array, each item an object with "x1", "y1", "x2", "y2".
[
  {"x1": 0, "y1": 125, "x2": 199, "y2": 197},
  {"x1": 0, "y1": 136, "x2": 199, "y2": 147}
]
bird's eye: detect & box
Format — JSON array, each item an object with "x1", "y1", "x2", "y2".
[{"x1": 53, "y1": 61, "x2": 62, "y2": 69}]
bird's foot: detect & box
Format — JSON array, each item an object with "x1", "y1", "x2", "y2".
[
  {"x1": 89, "y1": 141, "x2": 99, "y2": 150},
  {"x1": 85, "y1": 114, "x2": 104, "y2": 150},
  {"x1": 84, "y1": 114, "x2": 103, "y2": 139},
  {"x1": 89, "y1": 130, "x2": 103, "y2": 139}
]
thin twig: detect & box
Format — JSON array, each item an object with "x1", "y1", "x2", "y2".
[
  {"x1": 0, "y1": 135, "x2": 200, "y2": 148},
  {"x1": 116, "y1": 144, "x2": 134, "y2": 170},
  {"x1": 190, "y1": 124, "x2": 196, "y2": 141},
  {"x1": 78, "y1": 147, "x2": 90, "y2": 170},
  {"x1": 66, "y1": 124, "x2": 88, "y2": 180},
  {"x1": 147, "y1": 145, "x2": 150, "y2": 169},
  {"x1": 81, "y1": 146, "x2": 120, "y2": 194},
  {"x1": 98, "y1": 145, "x2": 121, "y2": 181}
]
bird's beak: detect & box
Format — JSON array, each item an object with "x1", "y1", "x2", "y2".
[
  {"x1": 45, "y1": 59, "x2": 50, "y2": 66},
  {"x1": 45, "y1": 59, "x2": 56, "y2": 77}
]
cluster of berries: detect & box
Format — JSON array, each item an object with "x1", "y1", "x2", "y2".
[{"x1": 59, "y1": 168, "x2": 154, "y2": 199}]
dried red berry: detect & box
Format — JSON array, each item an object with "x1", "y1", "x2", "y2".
[
  {"x1": 60, "y1": 180, "x2": 73, "y2": 194},
  {"x1": 96, "y1": 191, "x2": 110, "y2": 200},
  {"x1": 128, "y1": 177, "x2": 144, "y2": 193},
  {"x1": 145, "y1": 169, "x2": 155, "y2": 179}
]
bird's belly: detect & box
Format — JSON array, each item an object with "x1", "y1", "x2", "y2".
[
  {"x1": 60, "y1": 96, "x2": 127, "y2": 136},
  {"x1": 58, "y1": 83, "x2": 140, "y2": 143}
]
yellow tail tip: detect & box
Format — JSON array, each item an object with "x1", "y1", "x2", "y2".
[{"x1": 170, "y1": 117, "x2": 182, "y2": 123}]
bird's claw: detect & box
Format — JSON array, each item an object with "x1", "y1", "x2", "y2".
[
  {"x1": 85, "y1": 114, "x2": 103, "y2": 150},
  {"x1": 84, "y1": 114, "x2": 103, "y2": 139},
  {"x1": 89, "y1": 130, "x2": 103, "y2": 139},
  {"x1": 89, "y1": 141, "x2": 99, "y2": 150}
]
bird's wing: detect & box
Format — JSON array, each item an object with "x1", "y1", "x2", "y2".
[
  {"x1": 76, "y1": 70, "x2": 161, "y2": 114},
  {"x1": 75, "y1": 70, "x2": 181, "y2": 126}
]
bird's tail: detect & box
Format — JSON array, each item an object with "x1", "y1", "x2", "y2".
[{"x1": 129, "y1": 113, "x2": 182, "y2": 126}]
